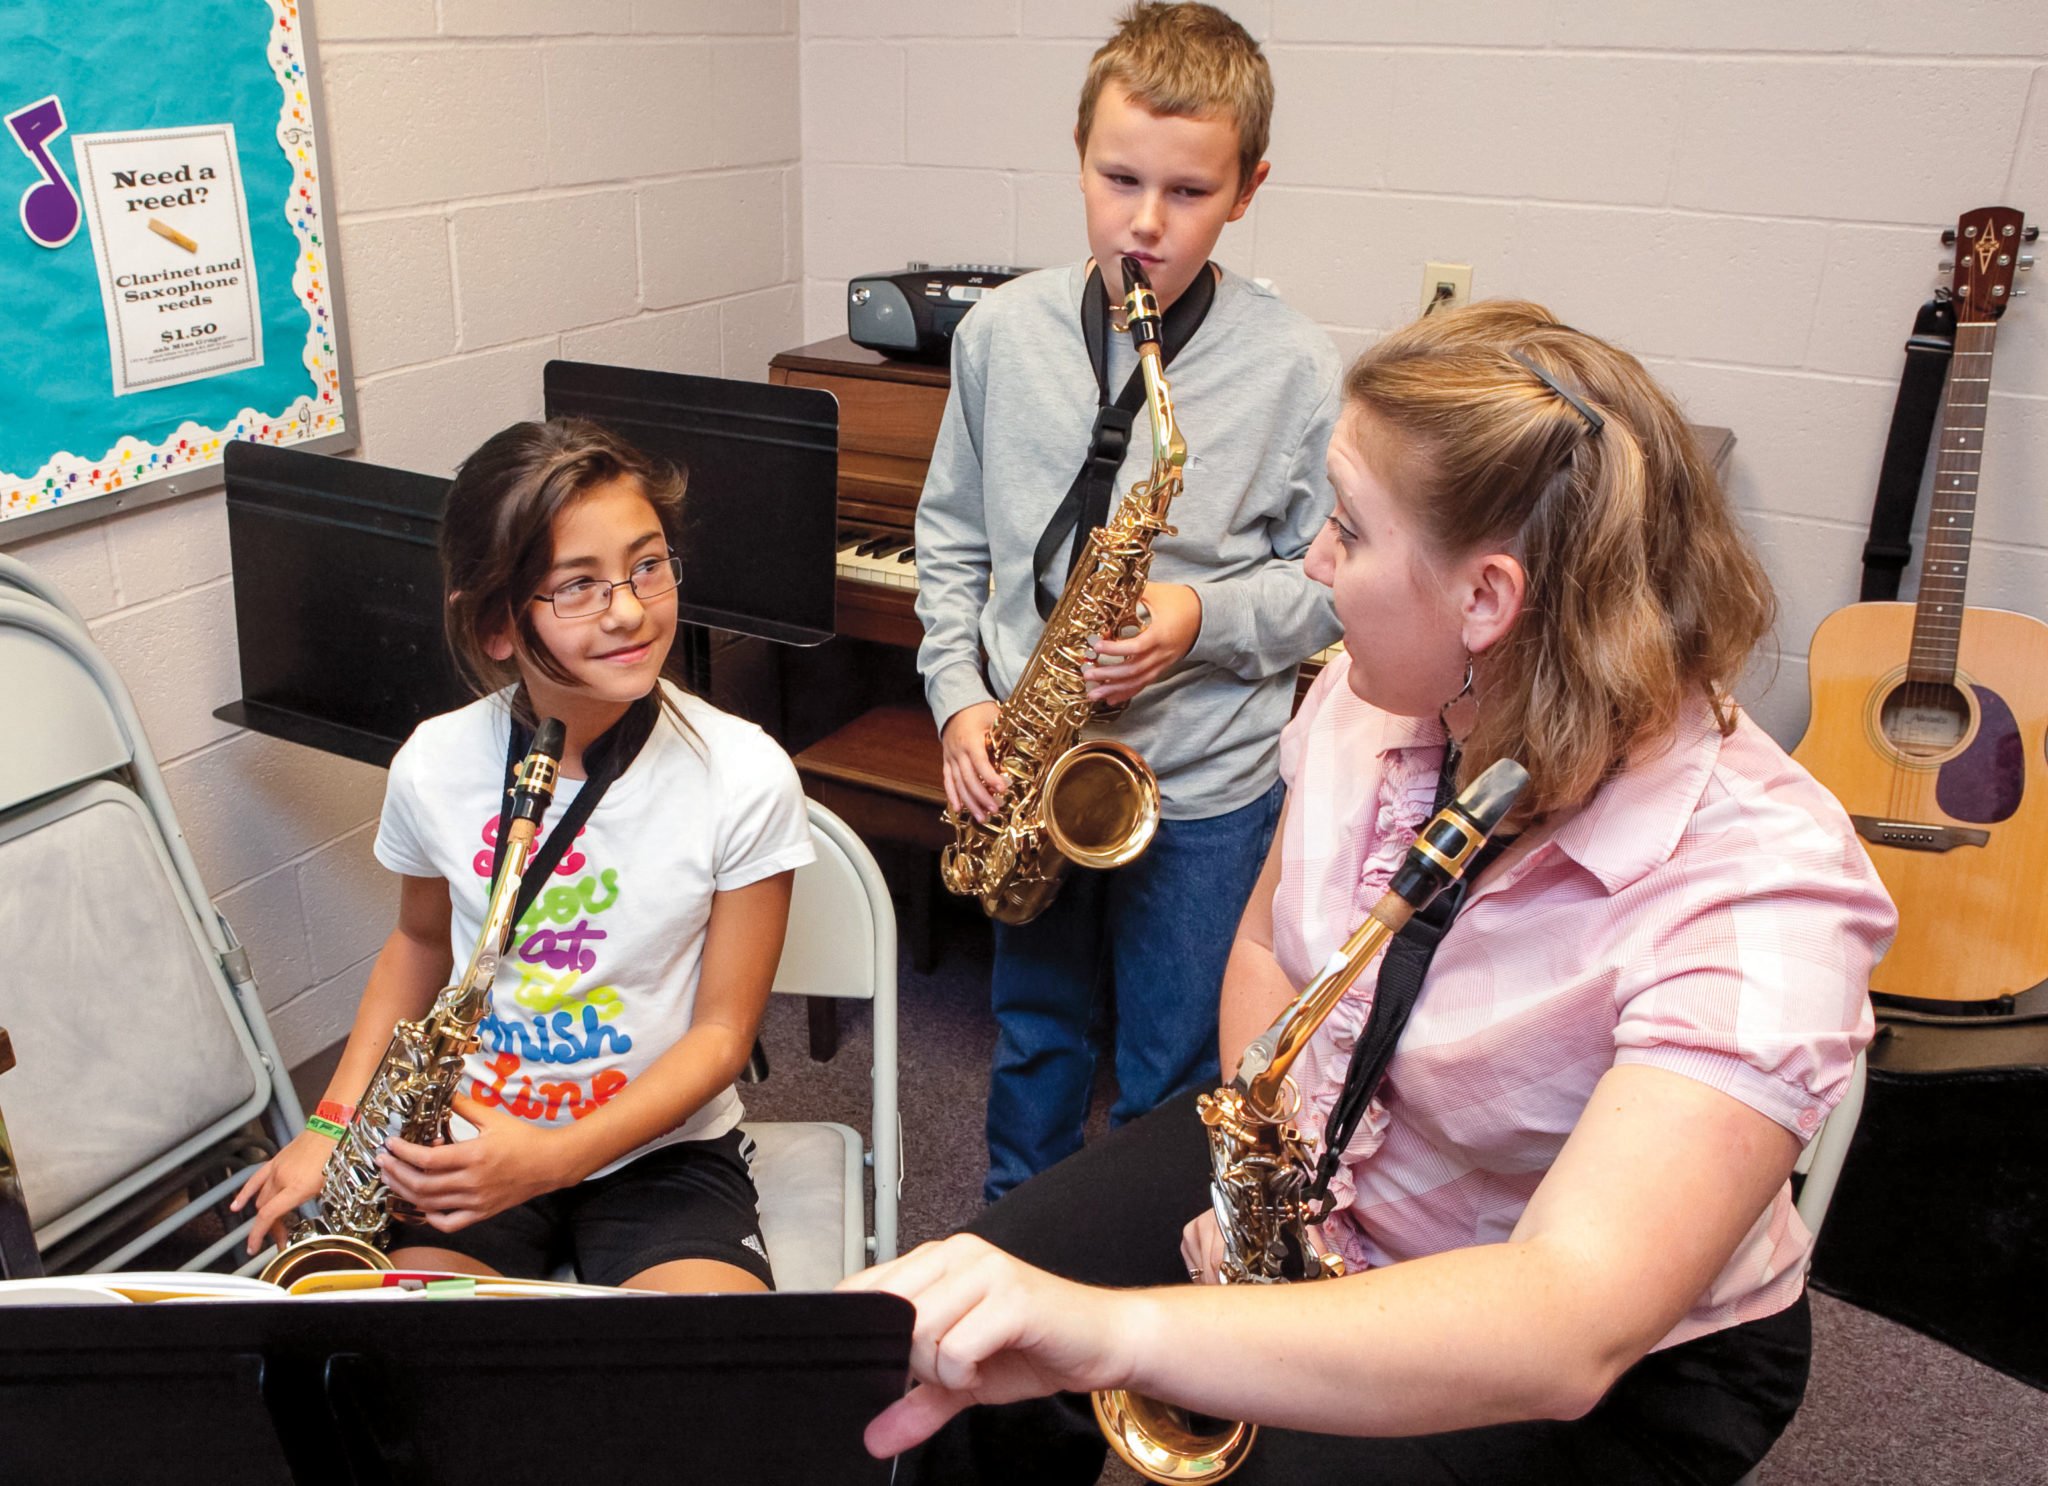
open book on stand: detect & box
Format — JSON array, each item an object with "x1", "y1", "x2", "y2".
[{"x1": 0, "y1": 1268, "x2": 633, "y2": 1304}]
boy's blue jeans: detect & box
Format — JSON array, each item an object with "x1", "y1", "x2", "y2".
[{"x1": 983, "y1": 779, "x2": 1286, "y2": 1202}]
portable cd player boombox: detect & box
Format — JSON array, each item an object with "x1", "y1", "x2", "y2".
[{"x1": 846, "y1": 263, "x2": 1030, "y2": 360}]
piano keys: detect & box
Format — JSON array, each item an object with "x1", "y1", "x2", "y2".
[{"x1": 837, "y1": 527, "x2": 919, "y2": 592}]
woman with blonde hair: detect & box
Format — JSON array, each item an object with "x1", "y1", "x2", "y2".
[{"x1": 848, "y1": 302, "x2": 1895, "y2": 1484}]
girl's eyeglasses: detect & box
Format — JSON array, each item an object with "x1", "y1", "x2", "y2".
[{"x1": 533, "y1": 553, "x2": 682, "y2": 619}]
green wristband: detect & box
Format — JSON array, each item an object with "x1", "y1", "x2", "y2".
[{"x1": 306, "y1": 1114, "x2": 349, "y2": 1140}]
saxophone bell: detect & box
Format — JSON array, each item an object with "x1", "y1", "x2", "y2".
[
  {"x1": 1040, "y1": 739, "x2": 1160, "y2": 871},
  {"x1": 1092, "y1": 1394, "x2": 1255, "y2": 1483},
  {"x1": 256, "y1": 1229, "x2": 392, "y2": 1288}
]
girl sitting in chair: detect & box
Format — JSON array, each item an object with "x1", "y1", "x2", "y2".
[{"x1": 234, "y1": 417, "x2": 812, "y2": 1293}]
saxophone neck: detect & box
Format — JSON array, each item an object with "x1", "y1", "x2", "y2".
[
  {"x1": 448, "y1": 813, "x2": 538, "y2": 1005},
  {"x1": 1237, "y1": 759, "x2": 1530, "y2": 1114},
  {"x1": 1240, "y1": 909, "x2": 1401, "y2": 1115},
  {"x1": 1119, "y1": 255, "x2": 1185, "y2": 507},
  {"x1": 1137, "y1": 349, "x2": 1186, "y2": 487},
  {"x1": 445, "y1": 718, "x2": 568, "y2": 1017}
]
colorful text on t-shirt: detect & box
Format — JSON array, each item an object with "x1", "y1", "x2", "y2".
[{"x1": 468, "y1": 811, "x2": 638, "y2": 1124}]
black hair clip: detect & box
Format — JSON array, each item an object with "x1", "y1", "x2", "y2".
[{"x1": 1509, "y1": 349, "x2": 1604, "y2": 436}]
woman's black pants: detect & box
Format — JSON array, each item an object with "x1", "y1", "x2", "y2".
[{"x1": 898, "y1": 1087, "x2": 1810, "y2": 1486}]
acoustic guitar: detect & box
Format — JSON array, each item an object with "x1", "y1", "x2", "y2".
[{"x1": 1795, "y1": 205, "x2": 2045, "y2": 1006}]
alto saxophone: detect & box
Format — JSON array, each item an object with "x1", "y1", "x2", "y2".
[
  {"x1": 260, "y1": 719, "x2": 566, "y2": 1287},
  {"x1": 939, "y1": 255, "x2": 1182, "y2": 926},
  {"x1": 1093, "y1": 758, "x2": 1529, "y2": 1483}
]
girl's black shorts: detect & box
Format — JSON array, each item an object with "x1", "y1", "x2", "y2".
[{"x1": 392, "y1": 1126, "x2": 774, "y2": 1289}]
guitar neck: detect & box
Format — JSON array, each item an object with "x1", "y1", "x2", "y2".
[{"x1": 1908, "y1": 319, "x2": 1998, "y2": 684}]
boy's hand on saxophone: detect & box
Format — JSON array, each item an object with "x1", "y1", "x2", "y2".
[
  {"x1": 1083, "y1": 582, "x2": 1200, "y2": 705},
  {"x1": 941, "y1": 701, "x2": 1008, "y2": 821}
]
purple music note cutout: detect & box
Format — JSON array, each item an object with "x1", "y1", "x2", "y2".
[{"x1": 6, "y1": 95, "x2": 81, "y2": 249}]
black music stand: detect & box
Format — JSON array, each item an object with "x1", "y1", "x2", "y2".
[
  {"x1": 0, "y1": 1290, "x2": 911, "y2": 1486},
  {"x1": 216, "y1": 369, "x2": 838, "y2": 767},
  {"x1": 215, "y1": 441, "x2": 466, "y2": 767},
  {"x1": 543, "y1": 359, "x2": 838, "y2": 647}
]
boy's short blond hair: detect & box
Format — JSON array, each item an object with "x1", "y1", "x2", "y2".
[{"x1": 1076, "y1": 3, "x2": 1272, "y2": 189}]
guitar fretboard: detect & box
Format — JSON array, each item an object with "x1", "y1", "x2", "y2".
[{"x1": 1907, "y1": 320, "x2": 1997, "y2": 684}]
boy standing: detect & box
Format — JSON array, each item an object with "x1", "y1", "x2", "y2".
[{"x1": 915, "y1": 2, "x2": 1342, "y2": 1201}]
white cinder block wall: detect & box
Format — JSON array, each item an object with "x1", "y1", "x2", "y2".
[
  {"x1": 5, "y1": 2, "x2": 2044, "y2": 1072},
  {"x1": 1, "y1": 0, "x2": 803, "y2": 1069},
  {"x1": 799, "y1": 0, "x2": 2048, "y2": 745}
]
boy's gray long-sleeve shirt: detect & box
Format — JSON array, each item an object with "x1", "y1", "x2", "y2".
[{"x1": 914, "y1": 263, "x2": 1344, "y2": 820}]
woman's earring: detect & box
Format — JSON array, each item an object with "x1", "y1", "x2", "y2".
[{"x1": 1439, "y1": 656, "x2": 1475, "y2": 738}]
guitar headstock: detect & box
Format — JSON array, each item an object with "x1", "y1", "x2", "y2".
[{"x1": 1942, "y1": 206, "x2": 2033, "y2": 320}]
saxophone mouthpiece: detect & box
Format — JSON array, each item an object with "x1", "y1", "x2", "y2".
[
  {"x1": 531, "y1": 717, "x2": 566, "y2": 764},
  {"x1": 1387, "y1": 757, "x2": 1528, "y2": 909},
  {"x1": 1119, "y1": 255, "x2": 1162, "y2": 348},
  {"x1": 1455, "y1": 757, "x2": 1529, "y2": 839},
  {"x1": 511, "y1": 718, "x2": 567, "y2": 826}
]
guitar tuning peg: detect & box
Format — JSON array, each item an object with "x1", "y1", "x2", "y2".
[
  {"x1": 1941, "y1": 229, "x2": 1958, "y2": 245},
  {"x1": 2022, "y1": 257, "x2": 2036, "y2": 271},
  {"x1": 2025, "y1": 226, "x2": 2040, "y2": 242},
  {"x1": 1939, "y1": 261, "x2": 1953, "y2": 274}
]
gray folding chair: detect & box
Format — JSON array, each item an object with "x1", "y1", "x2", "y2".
[
  {"x1": 1735, "y1": 1048, "x2": 1869, "y2": 1486},
  {"x1": 742, "y1": 800, "x2": 902, "y2": 1288},
  {"x1": 0, "y1": 575, "x2": 300, "y2": 1274},
  {"x1": 0, "y1": 550, "x2": 87, "y2": 627}
]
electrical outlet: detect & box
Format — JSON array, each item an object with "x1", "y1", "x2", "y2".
[{"x1": 1420, "y1": 262, "x2": 1472, "y2": 315}]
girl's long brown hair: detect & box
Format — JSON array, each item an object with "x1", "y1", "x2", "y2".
[
  {"x1": 440, "y1": 417, "x2": 690, "y2": 727},
  {"x1": 1346, "y1": 300, "x2": 1774, "y2": 819}
]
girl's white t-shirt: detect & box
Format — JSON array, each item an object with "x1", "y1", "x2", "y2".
[{"x1": 373, "y1": 684, "x2": 815, "y2": 1176}]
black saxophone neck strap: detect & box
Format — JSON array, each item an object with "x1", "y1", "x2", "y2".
[
  {"x1": 1030, "y1": 261, "x2": 1217, "y2": 619},
  {"x1": 1308, "y1": 746, "x2": 1515, "y2": 1218},
  {"x1": 490, "y1": 690, "x2": 660, "y2": 934}
]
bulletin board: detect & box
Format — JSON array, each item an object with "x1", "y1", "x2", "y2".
[{"x1": 0, "y1": 0, "x2": 354, "y2": 540}]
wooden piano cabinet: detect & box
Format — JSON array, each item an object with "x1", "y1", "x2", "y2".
[{"x1": 772, "y1": 337, "x2": 947, "y2": 651}]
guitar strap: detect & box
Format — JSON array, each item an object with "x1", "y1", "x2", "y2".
[
  {"x1": 1030, "y1": 261, "x2": 1216, "y2": 618},
  {"x1": 1860, "y1": 296, "x2": 1957, "y2": 602}
]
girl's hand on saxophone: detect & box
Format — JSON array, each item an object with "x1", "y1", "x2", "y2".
[
  {"x1": 1084, "y1": 582, "x2": 1200, "y2": 705},
  {"x1": 941, "y1": 701, "x2": 1008, "y2": 821},
  {"x1": 840, "y1": 1234, "x2": 1141, "y2": 1458},
  {"x1": 376, "y1": 1093, "x2": 573, "y2": 1231},
  {"x1": 229, "y1": 1127, "x2": 339, "y2": 1254}
]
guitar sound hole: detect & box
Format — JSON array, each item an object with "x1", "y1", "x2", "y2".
[{"x1": 1879, "y1": 680, "x2": 1970, "y2": 759}]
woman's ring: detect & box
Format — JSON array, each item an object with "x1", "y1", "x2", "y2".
[{"x1": 1187, "y1": 1267, "x2": 1203, "y2": 1282}]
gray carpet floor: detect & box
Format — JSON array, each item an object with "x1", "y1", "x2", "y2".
[{"x1": 732, "y1": 898, "x2": 2048, "y2": 1486}]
